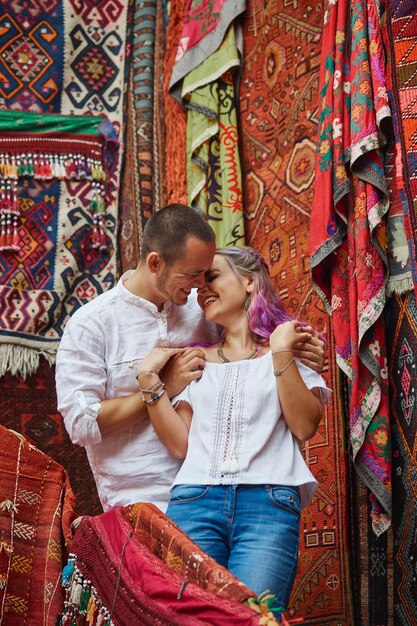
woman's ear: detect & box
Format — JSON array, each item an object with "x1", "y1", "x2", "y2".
[
  {"x1": 147, "y1": 252, "x2": 162, "y2": 274},
  {"x1": 245, "y1": 276, "x2": 254, "y2": 294}
]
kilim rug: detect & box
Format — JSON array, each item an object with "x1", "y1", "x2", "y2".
[
  {"x1": 309, "y1": 0, "x2": 392, "y2": 537},
  {"x1": 239, "y1": 0, "x2": 354, "y2": 622},
  {"x1": 0, "y1": 358, "x2": 103, "y2": 518},
  {"x1": 385, "y1": 0, "x2": 417, "y2": 296},
  {"x1": 379, "y1": 7, "x2": 414, "y2": 298},
  {"x1": 169, "y1": 0, "x2": 246, "y2": 247},
  {"x1": 118, "y1": 0, "x2": 169, "y2": 271},
  {"x1": 61, "y1": 504, "x2": 284, "y2": 625},
  {"x1": 0, "y1": 424, "x2": 76, "y2": 625},
  {"x1": 0, "y1": 0, "x2": 129, "y2": 377},
  {"x1": 385, "y1": 290, "x2": 417, "y2": 625},
  {"x1": 163, "y1": 0, "x2": 188, "y2": 208},
  {"x1": 351, "y1": 478, "x2": 394, "y2": 625}
]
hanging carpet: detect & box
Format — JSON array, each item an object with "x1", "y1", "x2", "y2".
[
  {"x1": 169, "y1": 0, "x2": 246, "y2": 246},
  {"x1": 0, "y1": 425, "x2": 76, "y2": 626},
  {"x1": 309, "y1": 0, "x2": 392, "y2": 536},
  {"x1": 0, "y1": 0, "x2": 129, "y2": 378},
  {"x1": 239, "y1": 0, "x2": 354, "y2": 622}
]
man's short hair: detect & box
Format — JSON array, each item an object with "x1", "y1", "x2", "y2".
[{"x1": 140, "y1": 204, "x2": 215, "y2": 265}]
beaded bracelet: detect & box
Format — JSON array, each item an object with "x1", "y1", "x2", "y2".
[
  {"x1": 273, "y1": 357, "x2": 295, "y2": 377},
  {"x1": 142, "y1": 386, "x2": 165, "y2": 405}
]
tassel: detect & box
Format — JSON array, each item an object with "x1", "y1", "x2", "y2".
[
  {"x1": 86, "y1": 594, "x2": 96, "y2": 625},
  {"x1": 0, "y1": 499, "x2": 18, "y2": 514},
  {"x1": 62, "y1": 554, "x2": 76, "y2": 587},
  {"x1": 70, "y1": 579, "x2": 83, "y2": 605},
  {"x1": 220, "y1": 457, "x2": 240, "y2": 473}
]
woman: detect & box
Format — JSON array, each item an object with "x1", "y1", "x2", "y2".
[{"x1": 137, "y1": 246, "x2": 331, "y2": 612}]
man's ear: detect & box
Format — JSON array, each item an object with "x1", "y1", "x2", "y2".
[{"x1": 147, "y1": 252, "x2": 163, "y2": 274}]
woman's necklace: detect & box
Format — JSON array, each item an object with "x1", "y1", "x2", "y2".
[{"x1": 217, "y1": 340, "x2": 259, "y2": 363}]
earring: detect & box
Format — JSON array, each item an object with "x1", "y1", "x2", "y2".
[{"x1": 244, "y1": 297, "x2": 251, "y2": 311}]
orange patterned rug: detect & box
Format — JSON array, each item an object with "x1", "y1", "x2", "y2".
[{"x1": 239, "y1": 0, "x2": 353, "y2": 622}]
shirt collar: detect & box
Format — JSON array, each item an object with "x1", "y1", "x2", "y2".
[{"x1": 117, "y1": 270, "x2": 173, "y2": 315}]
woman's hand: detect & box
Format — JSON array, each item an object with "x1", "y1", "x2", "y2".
[
  {"x1": 162, "y1": 348, "x2": 206, "y2": 398},
  {"x1": 270, "y1": 322, "x2": 325, "y2": 373},
  {"x1": 137, "y1": 347, "x2": 185, "y2": 379}
]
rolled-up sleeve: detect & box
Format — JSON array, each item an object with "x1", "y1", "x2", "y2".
[{"x1": 56, "y1": 315, "x2": 107, "y2": 447}]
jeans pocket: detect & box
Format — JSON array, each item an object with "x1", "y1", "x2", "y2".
[
  {"x1": 268, "y1": 486, "x2": 301, "y2": 516},
  {"x1": 169, "y1": 484, "x2": 209, "y2": 504}
]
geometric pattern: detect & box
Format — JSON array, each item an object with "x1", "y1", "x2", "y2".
[
  {"x1": 65, "y1": 25, "x2": 123, "y2": 112},
  {"x1": 0, "y1": 358, "x2": 102, "y2": 518},
  {"x1": 0, "y1": 8, "x2": 63, "y2": 109},
  {"x1": 239, "y1": 0, "x2": 354, "y2": 622},
  {"x1": 0, "y1": 1, "x2": 128, "y2": 378},
  {"x1": 0, "y1": 424, "x2": 76, "y2": 625},
  {"x1": 68, "y1": 0, "x2": 124, "y2": 30},
  {"x1": 387, "y1": 0, "x2": 417, "y2": 297},
  {"x1": 385, "y1": 290, "x2": 417, "y2": 624}
]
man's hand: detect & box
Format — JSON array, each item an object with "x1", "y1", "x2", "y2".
[
  {"x1": 161, "y1": 347, "x2": 206, "y2": 398},
  {"x1": 292, "y1": 325, "x2": 326, "y2": 373}
]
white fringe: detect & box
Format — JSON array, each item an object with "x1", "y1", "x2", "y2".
[
  {"x1": 386, "y1": 276, "x2": 414, "y2": 298},
  {"x1": 0, "y1": 344, "x2": 56, "y2": 379}
]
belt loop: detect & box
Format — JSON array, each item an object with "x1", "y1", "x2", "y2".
[{"x1": 264, "y1": 484, "x2": 271, "y2": 492}]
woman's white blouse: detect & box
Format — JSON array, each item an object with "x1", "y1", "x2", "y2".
[{"x1": 172, "y1": 351, "x2": 332, "y2": 507}]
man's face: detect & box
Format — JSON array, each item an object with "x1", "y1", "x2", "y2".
[{"x1": 155, "y1": 236, "x2": 216, "y2": 306}]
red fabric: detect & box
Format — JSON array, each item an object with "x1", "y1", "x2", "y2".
[
  {"x1": 71, "y1": 506, "x2": 279, "y2": 625},
  {"x1": 122, "y1": 503, "x2": 252, "y2": 603},
  {"x1": 309, "y1": 0, "x2": 392, "y2": 535},
  {"x1": 0, "y1": 425, "x2": 76, "y2": 625}
]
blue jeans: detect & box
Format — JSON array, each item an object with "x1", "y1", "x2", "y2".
[{"x1": 166, "y1": 484, "x2": 300, "y2": 609}]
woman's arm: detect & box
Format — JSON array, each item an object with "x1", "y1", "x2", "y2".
[
  {"x1": 270, "y1": 321, "x2": 323, "y2": 441},
  {"x1": 98, "y1": 347, "x2": 204, "y2": 438},
  {"x1": 137, "y1": 348, "x2": 194, "y2": 459}
]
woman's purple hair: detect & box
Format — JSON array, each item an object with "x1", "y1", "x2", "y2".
[{"x1": 216, "y1": 246, "x2": 294, "y2": 343}]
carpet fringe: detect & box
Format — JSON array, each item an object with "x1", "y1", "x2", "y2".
[{"x1": 0, "y1": 344, "x2": 56, "y2": 380}]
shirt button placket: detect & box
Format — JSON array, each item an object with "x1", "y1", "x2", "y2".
[{"x1": 159, "y1": 315, "x2": 169, "y2": 347}]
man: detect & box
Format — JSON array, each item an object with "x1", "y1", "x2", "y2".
[{"x1": 56, "y1": 204, "x2": 325, "y2": 512}]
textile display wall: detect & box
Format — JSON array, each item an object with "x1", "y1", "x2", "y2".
[
  {"x1": 0, "y1": 425, "x2": 76, "y2": 625},
  {"x1": 0, "y1": 0, "x2": 128, "y2": 377},
  {"x1": 238, "y1": 0, "x2": 353, "y2": 622},
  {"x1": 118, "y1": 0, "x2": 169, "y2": 271},
  {"x1": 0, "y1": 0, "x2": 130, "y2": 513}
]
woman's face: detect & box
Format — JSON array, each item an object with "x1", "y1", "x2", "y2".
[{"x1": 197, "y1": 254, "x2": 249, "y2": 324}]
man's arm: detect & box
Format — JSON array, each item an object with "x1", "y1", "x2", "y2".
[
  {"x1": 56, "y1": 313, "x2": 207, "y2": 442},
  {"x1": 97, "y1": 348, "x2": 205, "y2": 436},
  {"x1": 56, "y1": 317, "x2": 149, "y2": 444},
  {"x1": 291, "y1": 325, "x2": 326, "y2": 373}
]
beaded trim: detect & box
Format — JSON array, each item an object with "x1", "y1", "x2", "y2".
[
  {"x1": 0, "y1": 135, "x2": 108, "y2": 253},
  {"x1": 60, "y1": 555, "x2": 114, "y2": 626}
]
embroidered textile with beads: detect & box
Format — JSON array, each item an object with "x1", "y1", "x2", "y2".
[
  {"x1": 0, "y1": 109, "x2": 117, "y2": 252},
  {"x1": 63, "y1": 503, "x2": 282, "y2": 625}
]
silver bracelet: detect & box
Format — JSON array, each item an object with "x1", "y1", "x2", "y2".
[
  {"x1": 136, "y1": 370, "x2": 161, "y2": 393},
  {"x1": 273, "y1": 357, "x2": 295, "y2": 377},
  {"x1": 137, "y1": 379, "x2": 164, "y2": 394}
]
